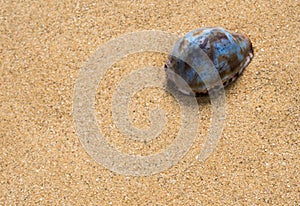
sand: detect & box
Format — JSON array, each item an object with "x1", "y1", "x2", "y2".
[{"x1": 1, "y1": 0, "x2": 299, "y2": 205}]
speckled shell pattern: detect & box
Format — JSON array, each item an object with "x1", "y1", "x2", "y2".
[{"x1": 165, "y1": 27, "x2": 254, "y2": 95}]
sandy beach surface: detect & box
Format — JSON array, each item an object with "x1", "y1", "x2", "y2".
[{"x1": 1, "y1": 0, "x2": 299, "y2": 205}]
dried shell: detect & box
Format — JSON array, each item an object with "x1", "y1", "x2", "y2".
[{"x1": 165, "y1": 27, "x2": 254, "y2": 95}]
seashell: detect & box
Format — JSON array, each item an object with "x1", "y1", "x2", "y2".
[{"x1": 165, "y1": 27, "x2": 254, "y2": 96}]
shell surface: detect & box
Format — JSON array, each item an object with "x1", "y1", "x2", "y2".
[{"x1": 165, "y1": 27, "x2": 254, "y2": 95}]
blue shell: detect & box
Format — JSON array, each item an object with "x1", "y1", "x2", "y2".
[{"x1": 165, "y1": 27, "x2": 254, "y2": 95}]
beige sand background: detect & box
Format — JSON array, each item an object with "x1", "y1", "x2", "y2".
[{"x1": 1, "y1": 0, "x2": 299, "y2": 205}]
